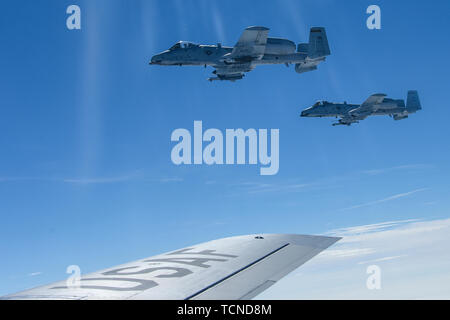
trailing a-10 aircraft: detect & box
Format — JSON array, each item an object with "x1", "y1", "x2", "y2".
[
  {"x1": 300, "y1": 91, "x2": 422, "y2": 126},
  {"x1": 150, "y1": 26, "x2": 330, "y2": 81}
]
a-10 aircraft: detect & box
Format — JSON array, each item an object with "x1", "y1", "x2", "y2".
[
  {"x1": 150, "y1": 26, "x2": 330, "y2": 81},
  {"x1": 301, "y1": 91, "x2": 422, "y2": 126}
]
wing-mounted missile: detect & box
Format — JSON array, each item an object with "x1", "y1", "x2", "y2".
[
  {"x1": 210, "y1": 63, "x2": 251, "y2": 81},
  {"x1": 333, "y1": 119, "x2": 358, "y2": 126},
  {"x1": 208, "y1": 74, "x2": 244, "y2": 82}
]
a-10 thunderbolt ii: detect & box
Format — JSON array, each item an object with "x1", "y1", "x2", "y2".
[
  {"x1": 300, "y1": 91, "x2": 422, "y2": 126},
  {"x1": 150, "y1": 26, "x2": 330, "y2": 81}
]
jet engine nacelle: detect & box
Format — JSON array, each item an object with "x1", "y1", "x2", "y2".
[{"x1": 264, "y1": 38, "x2": 296, "y2": 55}]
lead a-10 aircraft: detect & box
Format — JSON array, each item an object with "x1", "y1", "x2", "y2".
[
  {"x1": 301, "y1": 91, "x2": 422, "y2": 126},
  {"x1": 150, "y1": 26, "x2": 330, "y2": 81},
  {"x1": 1, "y1": 234, "x2": 339, "y2": 300}
]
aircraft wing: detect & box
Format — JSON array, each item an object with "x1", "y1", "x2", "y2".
[
  {"x1": 1, "y1": 234, "x2": 340, "y2": 300},
  {"x1": 361, "y1": 93, "x2": 387, "y2": 106},
  {"x1": 230, "y1": 26, "x2": 270, "y2": 60}
]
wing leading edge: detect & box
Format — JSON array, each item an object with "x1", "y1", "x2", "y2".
[
  {"x1": 361, "y1": 93, "x2": 387, "y2": 106},
  {"x1": 1, "y1": 234, "x2": 340, "y2": 300}
]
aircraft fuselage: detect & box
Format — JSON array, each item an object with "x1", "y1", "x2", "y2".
[
  {"x1": 301, "y1": 91, "x2": 421, "y2": 126},
  {"x1": 150, "y1": 45, "x2": 315, "y2": 68}
]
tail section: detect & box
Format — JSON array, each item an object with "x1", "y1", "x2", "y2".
[
  {"x1": 296, "y1": 27, "x2": 330, "y2": 58},
  {"x1": 295, "y1": 27, "x2": 330, "y2": 74},
  {"x1": 406, "y1": 90, "x2": 421, "y2": 112},
  {"x1": 307, "y1": 27, "x2": 330, "y2": 59}
]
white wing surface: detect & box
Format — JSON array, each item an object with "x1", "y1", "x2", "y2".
[{"x1": 1, "y1": 234, "x2": 340, "y2": 300}]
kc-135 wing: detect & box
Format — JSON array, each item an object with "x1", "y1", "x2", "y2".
[{"x1": 1, "y1": 234, "x2": 340, "y2": 300}]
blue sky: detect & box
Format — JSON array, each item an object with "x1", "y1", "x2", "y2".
[{"x1": 1, "y1": 0, "x2": 450, "y2": 297}]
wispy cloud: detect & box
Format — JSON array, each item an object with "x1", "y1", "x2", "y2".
[
  {"x1": 326, "y1": 219, "x2": 420, "y2": 237},
  {"x1": 0, "y1": 174, "x2": 183, "y2": 185},
  {"x1": 319, "y1": 218, "x2": 450, "y2": 264},
  {"x1": 173, "y1": 0, "x2": 188, "y2": 39},
  {"x1": 283, "y1": 0, "x2": 308, "y2": 41},
  {"x1": 210, "y1": 2, "x2": 226, "y2": 43},
  {"x1": 157, "y1": 177, "x2": 183, "y2": 183},
  {"x1": 139, "y1": 0, "x2": 159, "y2": 53},
  {"x1": 0, "y1": 177, "x2": 50, "y2": 182},
  {"x1": 259, "y1": 218, "x2": 450, "y2": 299},
  {"x1": 225, "y1": 164, "x2": 431, "y2": 197},
  {"x1": 231, "y1": 181, "x2": 313, "y2": 195},
  {"x1": 357, "y1": 255, "x2": 408, "y2": 265},
  {"x1": 27, "y1": 272, "x2": 42, "y2": 277},
  {"x1": 339, "y1": 188, "x2": 428, "y2": 211},
  {"x1": 320, "y1": 248, "x2": 376, "y2": 259},
  {"x1": 63, "y1": 175, "x2": 138, "y2": 184},
  {"x1": 361, "y1": 164, "x2": 432, "y2": 176},
  {"x1": 64, "y1": 175, "x2": 183, "y2": 185}
]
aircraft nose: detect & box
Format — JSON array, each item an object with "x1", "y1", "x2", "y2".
[
  {"x1": 150, "y1": 54, "x2": 162, "y2": 65},
  {"x1": 301, "y1": 110, "x2": 308, "y2": 117}
]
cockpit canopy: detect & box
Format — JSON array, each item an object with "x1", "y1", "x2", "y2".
[
  {"x1": 312, "y1": 101, "x2": 331, "y2": 107},
  {"x1": 169, "y1": 41, "x2": 197, "y2": 50}
]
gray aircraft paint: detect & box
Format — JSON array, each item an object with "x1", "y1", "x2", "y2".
[
  {"x1": 150, "y1": 26, "x2": 330, "y2": 81},
  {"x1": 301, "y1": 91, "x2": 422, "y2": 126}
]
